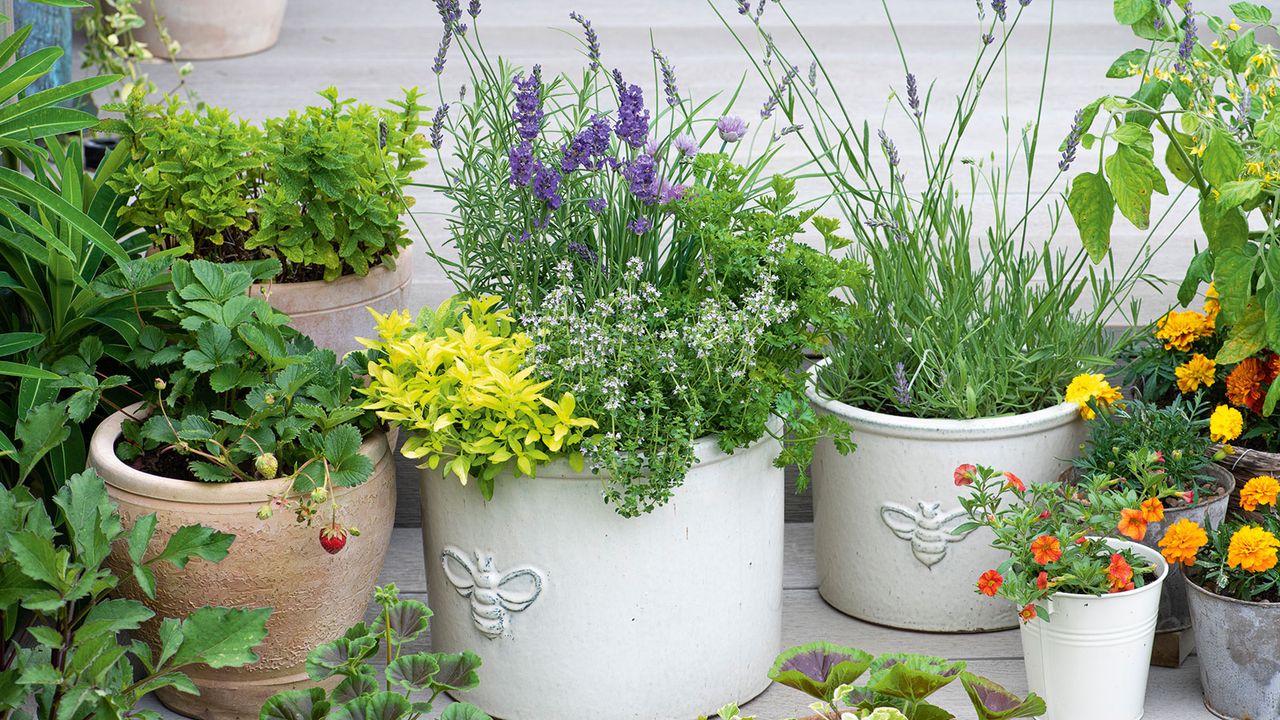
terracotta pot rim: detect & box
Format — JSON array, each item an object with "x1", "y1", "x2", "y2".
[
  {"x1": 90, "y1": 403, "x2": 389, "y2": 504},
  {"x1": 806, "y1": 359, "x2": 1079, "y2": 440}
]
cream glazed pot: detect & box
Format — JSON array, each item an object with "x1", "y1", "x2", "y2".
[
  {"x1": 419, "y1": 428, "x2": 784, "y2": 720},
  {"x1": 249, "y1": 256, "x2": 413, "y2": 358},
  {"x1": 88, "y1": 406, "x2": 396, "y2": 720},
  {"x1": 807, "y1": 360, "x2": 1086, "y2": 631},
  {"x1": 134, "y1": 0, "x2": 288, "y2": 60}
]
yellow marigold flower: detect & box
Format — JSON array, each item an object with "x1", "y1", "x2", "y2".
[
  {"x1": 1210, "y1": 404, "x2": 1244, "y2": 443},
  {"x1": 1175, "y1": 353, "x2": 1216, "y2": 394},
  {"x1": 1155, "y1": 309, "x2": 1214, "y2": 351},
  {"x1": 1064, "y1": 373, "x2": 1122, "y2": 420},
  {"x1": 1241, "y1": 475, "x2": 1280, "y2": 512},
  {"x1": 1227, "y1": 526, "x2": 1280, "y2": 573},
  {"x1": 1159, "y1": 518, "x2": 1208, "y2": 566}
]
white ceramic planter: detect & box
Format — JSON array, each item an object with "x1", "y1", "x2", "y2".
[
  {"x1": 89, "y1": 406, "x2": 396, "y2": 720},
  {"x1": 249, "y1": 256, "x2": 413, "y2": 359},
  {"x1": 135, "y1": 0, "x2": 288, "y2": 60},
  {"x1": 807, "y1": 360, "x2": 1087, "y2": 631},
  {"x1": 1020, "y1": 540, "x2": 1167, "y2": 720},
  {"x1": 419, "y1": 430, "x2": 784, "y2": 720}
]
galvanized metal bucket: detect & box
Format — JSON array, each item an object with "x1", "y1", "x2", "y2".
[{"x1": 1186, "y1": 579, "x2": 1280, "y2": 720}]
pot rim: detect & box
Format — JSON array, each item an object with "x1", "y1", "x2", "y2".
[
  {"x1": 248, "y1": 253, "x2": 411, "y2": 290},
  {"x1": 1185, "y1": 570, "x2": 1280, "y2": 609},
  {"x1": 1165, "y1": 463, "x2": 1236, "y2": 513},
  {"x1": 805, "y1": 358, "x2": 1080, "y2": 440},
  {"x1": 89, "y1": 403, "x2": 389, "y2": 504},
  {"x1": 1044, "y1": 537, "x2": 1169, "y2": 602}
]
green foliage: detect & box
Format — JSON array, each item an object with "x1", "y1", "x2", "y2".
[
  {"x1": 117, "y1": 259, "x2": 376, "y2": 528},
  {"x1": 0, "y1": 470, "x2": 270, "y2": 720},
  {"x1": 1073, "y1": 396, "x2": 1218, "y2": 500},
  {"x1": 262, "y1": 584, "x2": 488, "y2": 720},
  {"x1": 111, "y1": 87, "x2": 428, "y2": 282},
  {"x1": 1191, "y1": 512, "x2": 1280, "y2": 602},
  {"x1": 764, "y1": 642, "x2": 1043, "y2": 720},
  {"x1": 77, "y1": 0, "x2": 192, "y2": 103}
]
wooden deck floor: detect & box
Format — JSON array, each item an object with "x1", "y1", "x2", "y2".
[{"x1": 140, "y1": 524, "x2": 1211, "y2": 720}]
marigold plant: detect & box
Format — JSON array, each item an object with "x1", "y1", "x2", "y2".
[
  {"x1": 360, "y1": 296, "x2": 597, "y2": 500},
  {"x1": 1159, "y1": 508, "x2": 1280, "y2": 602}
]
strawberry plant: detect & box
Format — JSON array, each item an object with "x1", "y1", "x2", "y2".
[{"x1": 117, "y1": 259, "x2": 378, "y2": 549}]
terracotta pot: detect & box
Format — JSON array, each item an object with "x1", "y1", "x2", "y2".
[
  {"x1": 88, "y1": 406, "x2": 396, "y2": 720},
  {"x1": 134, "y1": 0, "x2": 288, "y2": 60},
  {"x1": 249, "y1": 256, "x2": 413, "y2": 359},
  {"x1": 1187, "y1": 577, "x2": 1280, "y2": 720}
]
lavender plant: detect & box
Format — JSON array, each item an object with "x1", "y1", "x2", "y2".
[{"x1": 714, "y1": 0, "x2": 1162, "y2": 419}]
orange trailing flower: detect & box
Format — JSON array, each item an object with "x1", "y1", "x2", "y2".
[
  {"x1": 1117, "y1": 507, "x2": 1148, "y2": 542},
  {"x1": 1209, "y1": 405, "x2": 1244, "y2": 443},
  {"x1": 1035, "y1": 571, "x2": 1049, "y2": 590},
  {"x1": 1019, "y1": 603, "x2": 1037, "y2": 622},
  {"x1": 976, "y1": 569, "x2": 1004, "y2": 597},
  {"x1": 1139, "y1": 498, "x2": 1165, "y2": 523},
  {"x1": 1240, "y1": 475, "x2": 1280, "y2": 512},
  {"x1": 954, "y1": 464, "x2": 977, "y2": 487},
  {"x1": 1226, "y1": 357, "x2": 1268, "y2": 413},
  {"x1": 1107, "y1": 553, "x2": 1135, "y2": 593},
  {"x1": 1064, "y1": 373, "x2": 1122, "y2": 420},
  {"x1": 1174, "y1": 353, "x2": 1216, "y2": 394},
  {"x1": 1159, "y1": 518, "x2": 1208, "y2": 566},
  {"x1": 1003, "y1": 471, "x2": 1026, "y2": 493},
  {"x1": 1155, "y1": 308, "x2": 1214, "y2": 351},
  {"x1": 1227, "y1": 526, "x2": 1280, "y2": 573},
  {"x1": 1030, "y1": 535, "x2": 1062, "y2": 564}
]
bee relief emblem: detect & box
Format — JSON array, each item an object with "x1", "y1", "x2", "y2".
[
  {"x1": 879, "y1": 500, "x2": 976, "y2": 568},
  {"x1": 440, "y1": 546, "x2": 545, "y2": 639}
]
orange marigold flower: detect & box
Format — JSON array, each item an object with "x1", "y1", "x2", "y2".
[
  {"x1": 1117, "y1": 508, "x2": 1148, "y2": 542},
  {"x1": 1139, "y1": 498, "x2": 1165, "y2": 523},
  {"x1": 954, "y1": 464, "x2": 977, "y2": 487},
  {"x1": 976, "y1": 569, "x2": 1004, "y2": 597},
  {"x1": 1227, "y1": 526, "x2": 1280, "y2": 573},
  {"x1": 1241, "y1": 475, "x2": 1280, "y2": 512},
  {"x1": 1175, "y1": 353, "x2": 1216, "y2": 394},
  {"x1": 1226, "y1": 357, "x2": 1268, "y2": 413},
  {"x1": 1019, "y1": 603, "x2": 1038, "y2": 622},
  {"x1": 1155, "y1": 309, "x2": 1214, "y2": 351},
  {"x1": 1003, "y1": 471, "x2": 1026, "y2": 493},
  {"x1": 1159, "y1": 518, "x2": 1208, "y2": 566},
  {"x1": 1030, "y1": 535, "x2": 1063, "y2": 564},
  {"x1": 1107, "y1": 553, "x2": 1135, "y2": 593}
]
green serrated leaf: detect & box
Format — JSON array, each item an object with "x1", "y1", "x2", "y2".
[{"x1": 1067, "y1": 171, "x2": 1115, "y2": 262}]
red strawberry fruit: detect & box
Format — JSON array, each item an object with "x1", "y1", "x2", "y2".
[{"x1": 319, "y1": 523, "x2": 347, "y2": 555}]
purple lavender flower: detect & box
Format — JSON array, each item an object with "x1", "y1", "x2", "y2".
[
  {"x1": 468, "y1": 0, "x2": 481, "y2": 17},
  {"x1": 717, "y1": 115, "x2": 749, "y2": 143},
  {"x1": 587, "y1": 197, "x2": 608, "y2": 214},
  {"x1": 531, "y1": 161, "x2": 562, "y2": 210},
  {"x1": 569, "y1": 12, "x2": 601, "y2": 70},
  {"x1": 622, "y1": 154, "x2": 659, "y2": 204},
  {"x1": 1154, "y1": 16, "x2": 1165, "y2": 30},
  {"x1": 991, "y1": 0, "x2": 1007, "y2": 21},
  {"x1": 878, "y1": 129, "x2": 900, "y2": 169},
  {"x1": 764, "y1": 34, "x2": 774, "y2": 67},
  {"x1": 512, "y1": 67, "x2": 544, "y2": 142},
  {"x1": 511, "y1": 230, "x2": 530, "y2": 244},
  {"x1": 432, "y1": 26, "x2": 453, "y2": 74},
  {"x1": 755, "y1": 0, "x2": 767, "y2": 22},
  {"x1": 673, "y1": 134, "x2": 699, "y2": 158},
  {"x1": 614, "y1": 75, "x2": 651, "y2": 148},
  {"x1": 773, "y1": 123, "x2": 805, "y2": 142},
  {"x1": 761, "y1": 64, "x2": 799, "y2": 119},
  {"x1": 808, "y1": 61, "x2": 818, "y2": 89},
  {"x1": 1059, "y1": 108, "x2": 1084, "y2": 172},
  {"x1": 430, "y1": 104, "x2": 449, "y2": 148},
  {"x1": 1020, "y1": 0, "x2": 1032, "y2": 5},
  {"x1": 1235, "y1": 87, "x2": 1253, "y2": 134},
  {"x1": 561, "y1": 113, "x2": 612, "y2": 172},
  {"x1": 508, "y1": 141, "x2": 534, "y2": 187},
  {"x1": 435, "y1": 0, "x2": 462, "y2": 25},
  {"x1": 982, "y1": 32, "x2": 995, "y2": 45},
  {"x1": 736, "y1": 0, "x2": 750, "y2": 14},
  {"x1": 652, "y1": 47, "x2": 679, "y2": 106},
  {"x1": 628, "y1": 217, "x2": 652, "y2": 234},
  {"x1": 906, "y1": 73, "x2": 921, "y2": 118},
  {"x1": 568, "y1": 240, "x2": 599, "y2": 265},
  {"x1": 1175, "y1": 3, "x2": 1197, "y2": 73},
  {"x1": 892, "y1": 362, "x2": 912, "y2": 407}
]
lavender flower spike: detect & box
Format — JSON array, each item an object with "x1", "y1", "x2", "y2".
[
  {"x1": 628, "y1": 217, "x2": 652, "y2": 235},
  {"x1": 761, "y1": 64, "x2": 799, "y2": 119},
  {"x1": 512, "y1": 66, "x2": 544, "y2": 141},
  {"x1": 1175, "y1": 3, "x2": 1197, "y2": 73},
  {"x1": 467, "y1": 0, "x2": 480, "y2": 17},
  {"x1": 432, "y1": 25, "x2": 453, "y2": 74},
  {"x1": 614, "y1": 73, "x2": 651, "y2": 148},
  {"x1": 991, "y1": 0, "x2": 1007, "y2": 21},
  {"x1": 569, "y1": 11, "x2": 601, "y2": 70},
  {"x1": 652, "y1": 47, "x2": 679, "y2": 106},
  {"x1": 717, "y1": 115, "x2": 749, "y2": 143},
  {"x1": 429, "y1": 104, "x2": 449, "y2": 148},
  {"x1": 906, "y1": 73, "x2": 921, "y2": 118},
  {"x1": 892, "y1": 362, "x2": 912, "y2": 407},
  {"x1": 736, "y1": 0, "x2": 750, "y2": 14},
  {"x1": 1059, "y1": 108, "x2": 1084, "y2": 172},
  {"x1": 508, "y1": 141, "x2": 534, "y2": 187}
]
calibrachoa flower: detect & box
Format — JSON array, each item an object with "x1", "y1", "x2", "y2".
[
  {"x1": 1019, "y1": 604, "x2": 1037, "y2": 622},
  {"x1": 1035, "y1": 571, "x2": 1049, "y2": 590},
  {"x1": 1209, "y1": 404, "x2": 1243, "y2": 443},
  {"x1": 977, "y1": 569, "x2": 1003, "y2": 596},
  {"x1": 1030, "y1": 535, "x2": 1062, "y2": 564},
  {"x1": 1107, "y1": 553, "x2": 1134, "y2": 593},
  {"x1": 1155, "y1": 308, "x2": 1214, "y2": 351},
  {"x1": 1064, "y1": 372, "x2": 1122, "y2": 420},
  {"x1": 954, "y1": 463, "x2": 977, "y2": 486},
  {"x1": 1003, "y1": 471, "x2": 1026, "y2": 493},
  {"x1": 1117, "y1": 507, "x2": 1148, "y2": 542},
  {"x1": 1139, "y1": 497, "x2": 1165, "y2": 523},
  {"x1": 1226, "y1": 357, "x2": 1269, "y2": 413},
  {"x1": 1175, "y1": 353, "x2": 1216, "y2": 393},
  {"x1": 1240, "y1": 475, "x2": 1280, "y2": 512},
  {"x1": 1159, "y1": 518, "x2": 1208, "y2": 566},
  {"x1": 717, "y1": 115, "x2": 749, "y2": 143},
  {"x1": 1227, "y1": 525, "x2": 1280, "y2": 572}
]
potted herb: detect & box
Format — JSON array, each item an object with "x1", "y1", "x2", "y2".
[
  {"x1": 716, "y1": 0, "x2": 1151, "y2": 630},
  {"x1": 1159, "y1": 499, "x2": 1280, "y2": 720},
  {"x1": 358, "y1": 7, "x2": 860, "y2": 718},
  {"x1": 110, "y1": 86, "x2": 428, "y2": 356},
  {"x1": 959, "y1": 464, "x2": 1168, "y2": 720},
  {"x1": 86, "y1": 259, "x2": 397, "y2": 719}
]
